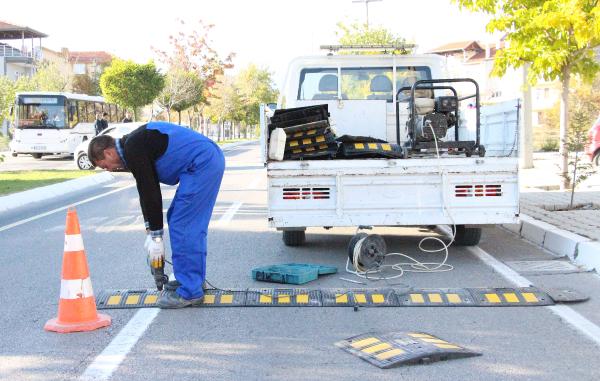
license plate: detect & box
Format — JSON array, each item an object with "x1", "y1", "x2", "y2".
[{"x1": 32, "y1": 145, "x2": 46, "y2": 151}]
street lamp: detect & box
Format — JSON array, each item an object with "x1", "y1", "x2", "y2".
[{"x1": 352, "y1": 0, "x2": 382, "y2": 28}]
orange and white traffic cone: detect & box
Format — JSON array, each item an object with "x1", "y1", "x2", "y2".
[{"x1": 44, "y1": 208, "x2": 111, "y2": 333}]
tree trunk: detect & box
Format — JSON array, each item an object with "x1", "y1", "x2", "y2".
[
  {"x1": 559, "y1": 68, "x2": 570, "y2": 190},
  {"x1": 177, "y1": 110, "x2": 181, "y2": 125},
  {"x1": 167, "y1": 108, "x2": 171, "y2": 123}
]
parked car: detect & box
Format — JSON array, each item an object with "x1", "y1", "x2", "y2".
[
  {"x1": 585, "y1": 116, "x2": 600, "y2": 166},
  {"x1": 74, "y1": 122, "x2": 143, "y2": 170}
]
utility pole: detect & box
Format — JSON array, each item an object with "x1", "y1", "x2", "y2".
[{"x1": 352, "y1": 0, "x2": 382, "y2": 28}]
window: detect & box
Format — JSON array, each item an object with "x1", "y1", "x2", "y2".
[
  {"x1": 341, "y1": 67, "x2": 393, "y2": 101},
  {"x1": 68, "y1": 100, "x2": 79, "y2": 128},
  {"x1": 73, "y1": 64, "x2": 86, "y2": 75},
  {"x1": 298, "y1": 68, "x2": 337, "y2": 100},
  {"x1": 396, "y1": 66, "x2": 432, "y2": 100}
]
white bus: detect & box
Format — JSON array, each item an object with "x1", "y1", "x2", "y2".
[{"x1": 9, "y1": 92, "x2": 124, "y2": 158}]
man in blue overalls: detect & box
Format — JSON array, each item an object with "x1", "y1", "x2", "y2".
[{"x1": 88, "y1": 122, "x2": 225, "y2": 308}]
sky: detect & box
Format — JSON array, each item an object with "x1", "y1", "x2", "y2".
[{"x1": 2, "y1": 0, "x2": 499, "y2": 87}]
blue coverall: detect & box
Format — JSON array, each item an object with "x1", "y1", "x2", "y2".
[{"x1": 149, "y1": 122, "x2": 225, "y2": 300}]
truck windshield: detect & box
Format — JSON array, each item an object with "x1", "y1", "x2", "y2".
[
  {"x1": 16, "y1": 96, "x2": 68, "y2": 129},
  {"x1": 298, "y1": 66, "x2": 432, "y2": 102}
]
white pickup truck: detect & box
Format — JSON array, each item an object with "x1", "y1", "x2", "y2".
[{"x1": 260, "y1": 52, "x2": 519, "y2": 247}]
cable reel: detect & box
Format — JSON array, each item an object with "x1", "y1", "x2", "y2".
[{"x1": 347, "y1": 233, "x2": 387, "y2": 272}]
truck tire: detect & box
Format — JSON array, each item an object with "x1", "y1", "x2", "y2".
[
  {"x1": 32, "y1": 153, "x2": 42, "y2": 159},
  {"x1": 282, "y1": 230, "x2": 306, "y2": 246},
  {"x1": 454, "y1": 225, "x2": 482, "y2": 246}
]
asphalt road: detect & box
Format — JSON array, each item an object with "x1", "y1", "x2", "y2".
[
  {"x1": 0, "y1": 151, "x2": 77, "y2": 171},
  {"x1": 1, "y1": 142, "x2": 600, "y2": 381}
]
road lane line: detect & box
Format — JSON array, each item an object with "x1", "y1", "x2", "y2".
[
  {"x1": 0, "y1": 184, "x2": 135, "y2": 233},
  {"x1": 216, "y1": 201, "x2": 243, "y2": 225},
  {"x1": 469, "y1": 246, "x2": 600, "y2": 347},
  {"x1": 79, "y1": 308, "x2": 159, "y2": 381}
]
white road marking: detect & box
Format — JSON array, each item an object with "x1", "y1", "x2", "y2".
[
  {"x1": 0, "y1": 184, "x2": 135, "y2": 233},
  {"x1": 79, "y1": 309, "x2": 160, "y2": 381},
  {"x1": 215, "y1": 201, "x2": 243, "y2": 226},
  {"x1": 469, "y1": 246, "x2": 600, "y2": 347}
]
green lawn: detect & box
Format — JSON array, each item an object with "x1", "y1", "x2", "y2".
[
  {"x1": 0, "y1": 170, "x2": 94, "y2": 196},
  {"x1": 215, "y1": 138, "x2": 255, "y2": 146}
]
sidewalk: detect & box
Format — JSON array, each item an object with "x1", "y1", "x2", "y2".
[{"x1": 513, "y1": 152, "x2": 600, "y2": 271}]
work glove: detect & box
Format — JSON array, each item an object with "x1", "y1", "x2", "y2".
[{"x1": 147, "y1": 236, "x2": 165, "y2": 268}]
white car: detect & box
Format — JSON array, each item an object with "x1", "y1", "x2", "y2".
[{"x1": 74, "y1": 122, "x2": 143, "y2": 170}]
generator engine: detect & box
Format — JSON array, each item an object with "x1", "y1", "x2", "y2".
[{"x1": 416, "y1": 96, "x2": 458, "y2": 142}]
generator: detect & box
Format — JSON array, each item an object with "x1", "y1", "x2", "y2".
[{"x1": 396, "y1": 78, "x2": 486, "y2": 157}]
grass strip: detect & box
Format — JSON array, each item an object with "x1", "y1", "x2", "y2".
[{"x1": 0, "y1": 170, "x2": 95, "y2": 196}]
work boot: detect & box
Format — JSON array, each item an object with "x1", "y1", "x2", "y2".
[
  {"x1": 164, "y1": 277, "x2": 208, "y2": 292},
  {"x1": 157, "y1": 290, "x2": 204, "y2": 309}
]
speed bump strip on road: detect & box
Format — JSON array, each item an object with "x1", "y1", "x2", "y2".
[
  {"x1": 246, "y1": 288, "x2": 322, "y2": 307},
  {"x1": 96, "y1": 289, "x2": 161, "y2": 309},
  {"x1": 95, "y1": 287, "x2": 566, "y2": 309},
  {"x1": 467, "y1": 287, "x2": 553, "y2": 306},
  {"x1": 321, "y1": 288, "x2": 398, "y2": 307},
  {"x1": 397, "y1": 288, "x2": 477, "y2": 307},
  {"x1": 336, "y1": 331, "x2": 481, "y2": 369}
]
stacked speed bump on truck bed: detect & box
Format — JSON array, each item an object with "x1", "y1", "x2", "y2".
[{"x1": 268, "y1": 105, "x2": 339, "y2": 160}]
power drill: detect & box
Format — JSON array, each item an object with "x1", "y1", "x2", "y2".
[{"x1": 148, "y1": 237, "x2": 168, "y2": 291}]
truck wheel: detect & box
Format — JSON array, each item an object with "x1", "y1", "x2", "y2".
[
  {"x1": 454, "y1": 225, "x2": 482, "y2": 246},
  {"x1": 32, "y1": 153, "x2": 42, "y2": 159},
  {"x1": 11, "y1": 152, "x2": 17, "y2": 157},
  {"x1": 593, "y1": 151, "x2": 600, "y2": 168},
  {"x1": 282, "y1": 230, "x2": 306, "y2": 246}
]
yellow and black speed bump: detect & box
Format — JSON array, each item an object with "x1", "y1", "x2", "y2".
[
  {"x1": 397, "y1": 288, "x2": 476, "y2": 307},
  {"x1": 286, "y1": 132, "x2": 336, "y2": 150},
  {"x1": 281, "y1": 120, "x2": 329, "y2": 134},
  {"x1": 467, "y1": 287, "x2": 553, "y2": 306},
  {"x1": 201, "y1": 288, "x2": 247, "y2": 307},
  {"x1": 336, "y1": 331, "x2": 481, "y2": 369},
  {"x1": 96, "y1": 289, "x2": 161, "y2": 309},
  {"x1": 340, "y1": 142, "x2": 404, "y2": 159},
  {"x1": 321, "y1": 288, "x2": 397, "y2": 307},
  {"x1": 287, "y1": 127, "x2": 330, "y2": 140},
  {"x1": 96, "y1": 287, "x2": 574, "y2": 309},
  {"x1": 246, "y1": 288, "x2": 322, "y2": 307}
]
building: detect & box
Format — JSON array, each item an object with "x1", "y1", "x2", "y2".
[
  {"x1": 0, "y1": 20, "x2": 47, "y2": 80},
  {"x1": 428, "y1": 39, "x2": 561, "y2": 126}
]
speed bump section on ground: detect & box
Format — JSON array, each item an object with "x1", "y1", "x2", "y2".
[
  {"x1": 199, "y1": 288, "x2": 246, "y2": 307},
  {"x1": 321, "y1": 288, "x2": 398, "y2": 307},
  {"x1": 96, "y1": 289, "x2": 161, "y2": 309},
  {"x1": 246, "y1": 288, "x2": 322, "y2": 307},
  {"x1": 336, "y1": 331, "x2": 481, "y2": 369},
  {"x1": 397, "y1": 288, "x2": 477, "y2": 307},
  {"x1": 468, "y1": 287, "x2": 553, "y2": 306},
  {"x1": 96, "y1": 286, "x2": 567, "y2": 309}
]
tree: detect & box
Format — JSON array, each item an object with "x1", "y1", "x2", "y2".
[
  {"x1": 336, "y1": 22, "x2": 413, "y2": 54},
  {"x1": 456, "y1": 0, "x2": 600, "y2": 188},
  {"x1": 32, "y1": 61, "x2": 70, "y2": 92},
  {"x1": 204, "y1": 75, "x2": 242, "y2": 140},
  {"x1": 157, "y1": 69, "x2": 204, "y2": 124},
  {"x1": 235, "y1": 64, "x2": 278, "y2": 135},
  {"x1": 100, "y1": 59, "x2": 165, "y2": 119},
  {"x1": 72, "y1": 74, "x2": 100, "y2": 95},
  {"x1": 153, "y1": 19, "x2": 234, "y2": 99}
]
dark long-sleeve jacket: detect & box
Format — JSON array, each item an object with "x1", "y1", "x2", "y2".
[{"x1": 120, "y1": 125, "x2": 168, "y2": 231}]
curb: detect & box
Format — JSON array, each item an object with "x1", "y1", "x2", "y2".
[
  {"x1": 501, "y1": 214, "x2": 598, "y2": 272},
  {"x1": 0, "y1": 171, "x2": 114, "y2": 214}
]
